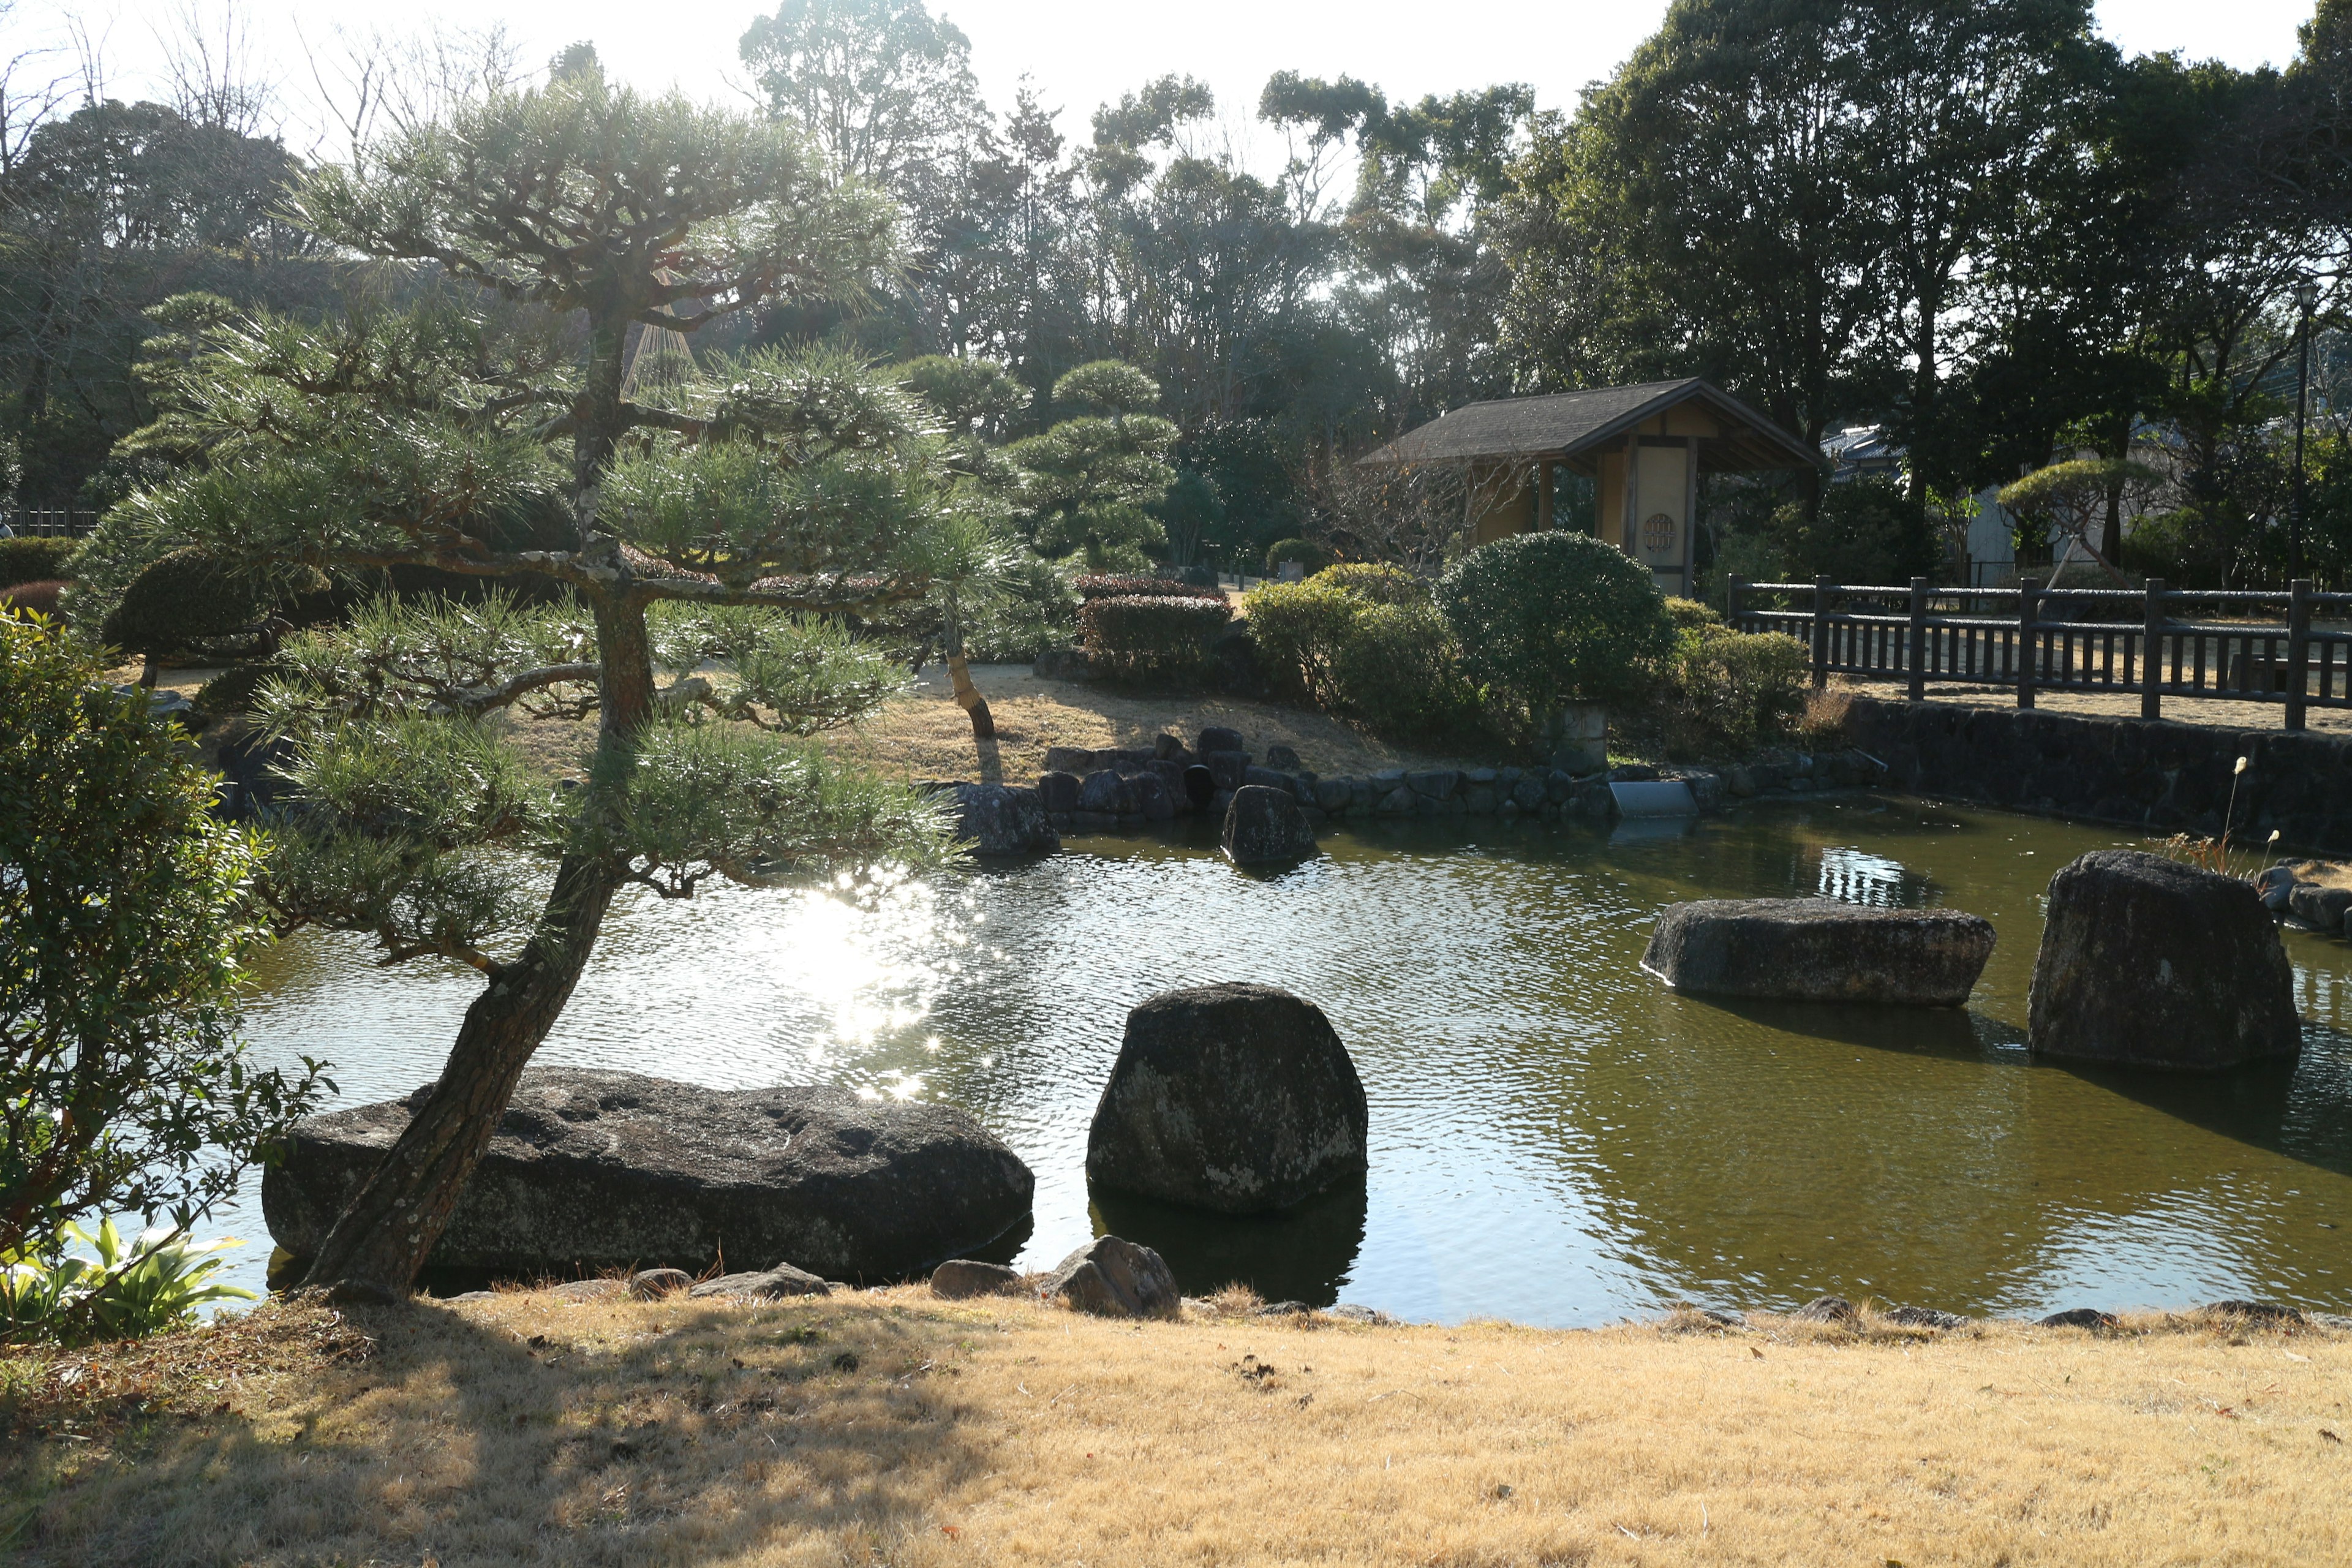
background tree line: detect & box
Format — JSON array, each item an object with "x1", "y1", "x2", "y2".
[{"x1": 1, "y1": 0, "x2": 2348, "y2": 586}]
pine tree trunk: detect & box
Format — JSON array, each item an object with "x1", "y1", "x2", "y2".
[
  {"x1": 300, "y1": 588, "x2": 657, "y2": 1296},
  {"x1": 293, "y1": 849, "x2": 622, "y2": 1297}
]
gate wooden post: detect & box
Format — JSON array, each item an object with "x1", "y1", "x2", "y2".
[
  {"x1": 1811, "y1": 576, "x2": 1832, "y2": 689},
  {"x1": 2017, "y1": 576, "x2": 2041, "y2": 710},
  {"x1": 1907, "y1": 576, "x2": 1928, "y2": 701},
  {"x1": 2142, "y1": 577, "x2": 2166, "y2": 722},
  {"x1": 1727, "y1": 575, "x2": 1747, "y2": 624},
  {"x1": 2288, "y1": 578, "x2": 2312, "y2": 732}
]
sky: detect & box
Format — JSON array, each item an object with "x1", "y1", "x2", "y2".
[{"x1": 1, "y1": 0, "x2": 2326, "y2": 161}]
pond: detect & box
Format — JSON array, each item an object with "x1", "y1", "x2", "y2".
[{"x1": 202, "y1": 795, "x2": 2352, "y2": 1325}]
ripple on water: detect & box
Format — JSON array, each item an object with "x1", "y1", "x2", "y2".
[{"x1": 203, "y1": 797, "x2": 2352, "y2": 1324}]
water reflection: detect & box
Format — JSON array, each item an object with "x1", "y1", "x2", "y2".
[{"x1": 205, "y1": 796, "x2": 2352, "y2": 1323}]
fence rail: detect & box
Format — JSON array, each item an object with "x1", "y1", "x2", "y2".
[
  {"x1": 4, "y1": 507, "x2": 92, "y2": 538},
  {"x1": 1727, "y1": 575, "x2": 2352, "y2": 731}
]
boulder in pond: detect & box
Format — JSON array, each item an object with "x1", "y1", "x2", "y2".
[
  {"x1": 2027, "y1": 849, "x2": 2300, "y2": 1071},
  {"x1": 1222, "y1": 784, "x2": 1317, "y2": 866},
  {"x1": 1086, "y1": 982, "x2": 1368, "y2": 1213},
  {"x1": 946, "y1": 782, "x2": 1058, "y2": 856},
  {"x1": 1640, "y1": 899, "x2": 1994, "y2": 1006},
  {"x1": 1046, "y1": 1235, "x2": 1180, "y2": 1319},
  {"x1": 262, "y1": 1068, "x2": 1035, "y2": 1282}
]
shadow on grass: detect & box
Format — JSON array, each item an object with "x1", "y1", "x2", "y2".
[{"x1": 9, "y1": 1292, "x2": 1001, "y2": 1567}]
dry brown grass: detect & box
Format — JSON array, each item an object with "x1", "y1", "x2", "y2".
[
  {"x1": 7, "y1": 1289, "x2": 2348, "y2": 1566},
  {"x1": 146, "y1": 659, "x2": 1482, "y2": 789}
]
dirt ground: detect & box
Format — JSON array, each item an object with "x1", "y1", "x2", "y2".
[{"x1": 7, "y1": 1289, "x2": 2346, "y2": 1567}]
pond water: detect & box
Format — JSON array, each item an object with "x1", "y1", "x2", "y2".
[{"x1": 201, "y1": 795, "x2": 2352, "y2": 1325}]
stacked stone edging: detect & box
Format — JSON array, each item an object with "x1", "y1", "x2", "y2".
[
  {"x1": 1019, "y1": 732, "x2": 1890, "y2": 837},
  {"x1": 1842, "y1": 696, "x2": 2352, "y2": 856}
]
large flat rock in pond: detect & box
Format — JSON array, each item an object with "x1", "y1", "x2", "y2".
[
  {"x1": 1642, "y1": 898, "x2": 1994, "y2": 1006},
  {"x1": 262, "y1": 1068, "x2": 1034, "y2": 1281},
  {"x1": 2029, "y1": 848, "x2": 2301, "y2": 1071}
]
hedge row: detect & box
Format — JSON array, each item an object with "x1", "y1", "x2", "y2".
[
  {"x1": 0, "y1": 535, "x2": 75, "y2": 588},
  {"x1": 1077, "y1": 594, "x2": 1233, "y2": 684},
  {"x1": 1072, "y1": 573, "x2": 1228, "y2": 605}
]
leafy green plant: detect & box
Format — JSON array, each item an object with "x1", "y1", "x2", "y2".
[
  {"x1": 2, "y1": 619, "x2": 328, "y2": 1278},
  {"x1": 1241, "y1": 578, "x2": 1366, "y2": 706},
  {"x1": 1437, "y1": 532, "x2": 1676, "y2": 725},
  {"x1": 1, "y1": 1219, "x2": 254, "y2": 1344},
  {"x1": 1072, "y1": 573, "x2": 1227, "y2": 604},
  {"x1": 1330, "y1": 600, "x2": 1480, "y2": 738},
  {"x1": 0, "y1": 536, "x2": 74, "y2": 588},
  {"x1": 1654, "y1": 611, "x2": 1809, "y2": 759},
  {"x1": 963, "y1": 556, "x2": 1080, "y2": 661},
  {"x1": 1311, "y1": 562, "x2": 1430, "y2": 605},
  {"x1": 1077, "y1": 594, "x2": 1232, "y2": 684},
  {"x1": 1264, "y1": 537, "x2": 1333, "y2": 576}
]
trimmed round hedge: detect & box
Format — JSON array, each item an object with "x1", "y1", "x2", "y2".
[
  {"x1": 1437, "y1": 532, "x2": 1675, "y2": 710},
  {"x1": 1078, "y1": 594, "x2": 1233, "y2": 684}
]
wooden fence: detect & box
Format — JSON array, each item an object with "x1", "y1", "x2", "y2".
[
  {"x1": 1727, "y1": 576, "x2": 2352, "y2": 731},
  {"x1": 5, "y1": 507, "x2": 92, "y2": 538}
]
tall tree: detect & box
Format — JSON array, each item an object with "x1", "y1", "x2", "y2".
[{"x1": 88, "y1": 67, "x2": 952, "y2": 1297}]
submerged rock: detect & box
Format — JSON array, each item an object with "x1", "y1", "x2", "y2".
[
  {"x1": 1046, "y1": 1235, "x2": 1180, "y2": 1319},
  {"x1": 2028, "y1": 849, "x2": 2300, "y2": 1071},
  {"x1": 1222, "y1": 784, "x2": 1318, "y2": 866},
  {"x1": 1087, "y1": 982, "x2": 1369, "y2": 1213},
  {"x1": 263, "y1": 1068, "x2": 1035, "y2": 1282},
  {"x1": 1640, "y1": 899, "x2": 1995, "y2": 1006}
]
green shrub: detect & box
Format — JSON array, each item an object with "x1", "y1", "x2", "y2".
[
  {"x1": 194, "y1": 661, "x2": 277, "y2": 720},
  {"x1": 99, "y1": 547, "x2": 271, "y2": 661},
  {"x1": 1656, "y1": 622, "x2": 1809, "y2": 760},
  {"x1": 0, "y1": 1219, "x2": 254, "y2": 1345},
  {"x1": 1265, "y1": 537, "x2": 1333, "y2": 575},
  {"x1": 1330, "y1": 600, "x2": 1479, "y2": 737},
  {"x1": 1242, "y1": 579, "x2": 1366, "y2": 706},
  {"x1": 0, "y1": 535, "x2": 75, "y2": 587},
  {"x1": 1437, "y1": 532, "x2": 1676, "y2": 722},
  {"x1": 1072, "y1": 573, "x2": 1227, "y2": 605},
  {"x1": 1078, "y1": 594, "x2": 1233, "y2": 683},
  {"x1": 1310, "y1": 562, "x2": 1429, "y2": 605},
  {"x1": 2, "y1": 619, "x2": 326, "y2": 1314}
]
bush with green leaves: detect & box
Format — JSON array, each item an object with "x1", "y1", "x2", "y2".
[
  {"x1": 1438, "y1": 532, "x2": 1676, "y2": 726},
  {"x1": 1008, "y1": 361, "x2": 1178, "y2": 570},
  {"x1": 1242, "y1": 578, "x2": 1366, "y2": 707},
  {"x1": 1, "y1": 1219, "x2": 254, "y2": 1345},
  {"x1": 1648, "y1": 600, "x2": 1809, "y2": 759},
  {"x1": 1264, "y1": 537, "x2": 1333, "y2": 576},
  {"x1": 1311, "y1": 562, "x2": 1429, "y2": 605},
  {"x1": 1, "y1": 619, "x2": 327, "y2": 1320},
  {"x1": 0, "y1": 535, "x2": 74, "y2": 588},
  {"x1": 1330, "y1": 600, "x2": 1480, "y2": 738},
  {"x1": 1072, "y1": 572, "x2": 1227, "y2": 604},
  {"x1": 1077, "y1": 594, "x2": 1232, "y2": 684},
  {"x1": 1766, "y1": 477, "x2": 1940, "y2": 586}
]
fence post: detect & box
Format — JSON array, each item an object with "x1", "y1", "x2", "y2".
[
  {"x1": 2017, "y1": 576, "x2": 2041, "y2": 709},
  {"x1": 2142, "y1": 577, "x2": 2166, "y2": 722},
  {"x1": 1811, "y1": 576, "x2": 1832, "y2": 690},
  {"x1": 1907, "y1": 575, "x2": 1928, "y2": 702},
  {"x1": 1727, "y1": 574, "x2": 1746, "y2": 624},
  {"x1": 2288, "y1": 577, "x2": 2312, "y2": 732}
]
